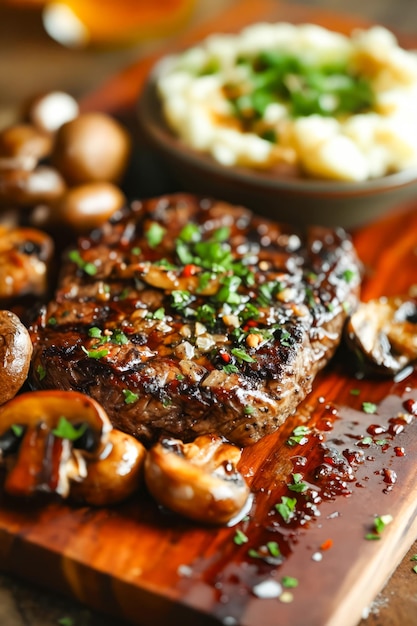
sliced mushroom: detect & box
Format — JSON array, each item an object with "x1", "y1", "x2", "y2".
[
  {"x1": 0, "y1": 390, "x2": 112, "y2": 498},
  {"x1": 70, "y1": 429, "x2": 146, "y2": 506},
  {"x1": 0, "y1": 390, "x2": 146, "y2": 505},
  {"x1": 345, "y1": 295, "x2": 417, "y2": 375},
  {"x1": 0, "y1": 310, "x2": 33, "y2": 404},
  {"x1": 0, "y1": 226, "x2": 54, "y2": 301},
  {"x1": 145, "y1": 434, "x2": 250, "y2": 525}
]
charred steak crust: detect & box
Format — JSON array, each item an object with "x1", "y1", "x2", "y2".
[{"x1": 29, "y1": 194, "x2": 360, "y2": 446}]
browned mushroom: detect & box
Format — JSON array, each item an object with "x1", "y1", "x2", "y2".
[
  {"x1": 0, "y1": 123, "x2": 53, "y2": 162},
  {"x1": 0, "y1": 310, "x2": 33, "y2": 404},
  {"x1": 54, "y1": 181, "x2": 126, "y2": 232},
  {"x1": 0, "y1": 390, "x2": 112, "y2": 497},
  {"x1": 70, "y1": 429, "x2": 147, "y2": 506},
  {"x1": 0, "y1": 164, "x2": 66, "y2": 207},
  {"x1": 0, "y1": 226, "x2": 54, "y2": 301},
  {"x1": 52, "y1": 112, "x2": 131, "y2": 185},
  {"x1": 144, "y1": 434, "x2": 251, "y2": 525},
  {"x1": 345, "y1": 295, "x2": 417, "y2": 376},
  {"x1": 0, "y1": 390, "x2": 145, "y2": 505}
]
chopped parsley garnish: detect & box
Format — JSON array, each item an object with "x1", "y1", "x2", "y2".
[
  {"x1": 362, "y1": 401, "x2": 377, "y2": 414},
  {"x1": 342, "y1": 269, "x2": 356, "y2": 283},
  {"x1": 146, "y1": 222, "x2": 166, "y2": 248},
  {"x1": 47, "y1": 317, "x2": 57, "y2": 326},
  {"x1": 286, "y1": 425, "x2": 311, "y2": 447},
  {"x1": 81, "y1": 346, "x2": 109, "y2": 359},
  {"x1": 87, "y1": 327, "x2": 128, "y2": 346},
  {"x1": 152, "y1": 307, "x2": 166, "y2": 320},
  {"x1": 171, "y1": 290, "x2": 194, "y2": 310},
  {"x1": 196, "y1": 303, "x2": 216, "y2": 326},
  {"x1": 216, "y1": 275, "x2": 242, "y2": 305},
  {"x1": 248, "y1": 541, "x2": 281, "y2": 560},
  {"x1": 257, "y1": 280, "x2": 282, "y2": 307},
  {"x1": 52, "y1": 416, "x2": 87, "y2": 441},
  {"x1": 223, "y1": 363, "x2": 240, "y2": 374},
  {"x1": 350, "y1": 388, "x2": 361, "y2": 396},
  {"x1": 280, "y1": 330, "x2": 291, "y2": 347},
  {"x1": 281, "y1": 576, "x2": 299, "y2": 588},
  {"x1": 112, "y1": 329, "x2": 128, "y2": 345},
  {"x1": 287, "y1": 473, "x2": 308, "y2": 493},
  {"x1": 365, "y1": 514, "x2": 393, "y2": 540},
  {"x1": 244, "y1": 405, "x2": 255, "y2": 415},
  {"x1": 212, "y1": 226, "x2": 230, "y2": 242},
  {"x1": 275, "y1": 496, "x2": 297, "y2": 523},
  {"x1": 227, "y1": 52, "x2": 374, "y2": 122},
  {"x1": 358, "y1": 436, "x2": 373, "y2": 446},
  {"x1": 36, "y1": 364, "x2": 46, "y2": 381},
  {"x1": 123, "y1": 389, "x2": 139, "y2": 404},
  {"x1": 11, "y1": 424, "x2": 24, "y2": 437},
  {"x1": 68, "y1": 250, "x2": 97, "y2": 276},
  {"x1": 233, "y1": 529, "x2": 249, "y2": 545},
  {"x1": 178, "y1": 222, "x2": 201, "y2": 243},
  {"x1": 231, "y1": 347, "x2": 256, "y2": 363}
]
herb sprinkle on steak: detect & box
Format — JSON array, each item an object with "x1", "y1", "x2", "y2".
[{"x1": 29, "y1": 194, "x2": 361, "y2": 446}]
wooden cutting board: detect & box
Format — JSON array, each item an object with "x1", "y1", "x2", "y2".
[{"x1": 1, "y1": 2, "x2": 417, "y2": 626}]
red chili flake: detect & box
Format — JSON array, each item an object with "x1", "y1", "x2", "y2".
[
  {"x1": 242, "y1": 320, "x2": 258, "y2": 331},
  {"x1": 182, "y1": 264, "x2": 198, "y2": 278},
  {"x1": 220, "y1": 352, "x2": 231, "y2": 363},
  {"x1": 320, "y1": 539, "x2": 333, "y2": 551},
  {"x1": 394, "y1": 447, "x2": 406, "y2": 457}
]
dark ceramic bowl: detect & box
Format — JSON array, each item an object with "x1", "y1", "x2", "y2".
[{"x1": 137, "y1": 60, "x2": 417, "y2": 230}]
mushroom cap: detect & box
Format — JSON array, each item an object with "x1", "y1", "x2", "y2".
[
  {"x1": 70, "y1": 429, "x2": 147, "y2": 506},
  {"x1": 145, "y1": 434, "x2": 250, "y2": 525},
  {"x1": 0, "y1": 389, "x2": 112, "y2": 453},
  {"x1": 345, "y1": 295, "x2": 417, "y2": 375},
  {"x1": 0, "y1": 310, "x2": 33, "y2": 404}
]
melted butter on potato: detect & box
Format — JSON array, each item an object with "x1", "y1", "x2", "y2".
[{"x1": 157, "y1": 22, "x2": 417, "y2": 181}]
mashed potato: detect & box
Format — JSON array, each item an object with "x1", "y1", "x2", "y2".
[{"x1": 156, "y1": 23, "x2": 417, "y2": 181}]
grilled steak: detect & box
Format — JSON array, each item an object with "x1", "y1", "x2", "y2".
[{"x1": 29, "y1": 194, "x2": 360, "y2": 446}]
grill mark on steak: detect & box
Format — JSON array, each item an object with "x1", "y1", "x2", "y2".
[{"x1": 29, "y1": 194, "x2": 361, "y2": 446}]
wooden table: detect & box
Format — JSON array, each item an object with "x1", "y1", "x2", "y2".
[{"x1": 1, "y1": 1, "x2": 417, "y2": 625}]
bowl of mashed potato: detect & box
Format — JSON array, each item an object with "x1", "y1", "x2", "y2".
[{"x1": 138, "y1": 22, "x2": 417, "y2": 227}]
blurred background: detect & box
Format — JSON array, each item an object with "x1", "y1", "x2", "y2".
[{"x1": 1, "y1": 0, "x2": 417, "y2": 129}]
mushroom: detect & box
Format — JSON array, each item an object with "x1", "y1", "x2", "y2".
[
  {"x1": 0, "y1": 310, "x2": 33, "y2": 404},
  {"x1": 0, "y1": 225, "x2": 54, "y2": 301},
  {"x1": 144, "y1": 434, "x2": 250, "y2": 525},
  {"x1": 345, "y1": 295, "x2": 417, "y2": 375},
  {"x1": 0, "y1": 390, "x2": 146, "y2": 504},
  {"x1": 70, "y1": 429, "x2": 147, "y2": 506},
  {"x1": 52, "y1": 112, "x2": 131, "y2": 185}
]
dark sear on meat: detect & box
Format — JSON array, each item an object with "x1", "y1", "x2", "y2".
[{"x1": 29, "y1": 194, "x2": 361, "y2": 447}]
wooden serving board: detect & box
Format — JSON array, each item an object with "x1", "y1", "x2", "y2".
[{"x1": 1, "y1": 2, "x2": 417, "y2": 626}]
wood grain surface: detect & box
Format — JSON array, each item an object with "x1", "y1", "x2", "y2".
[{"x1": 1, "y1": 2, "x2": 417, "y2": 626}]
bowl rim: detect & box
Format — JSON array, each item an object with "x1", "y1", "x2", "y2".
[{"x1": 137, "y1": 55, "x2": 417, "y2": 199}]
